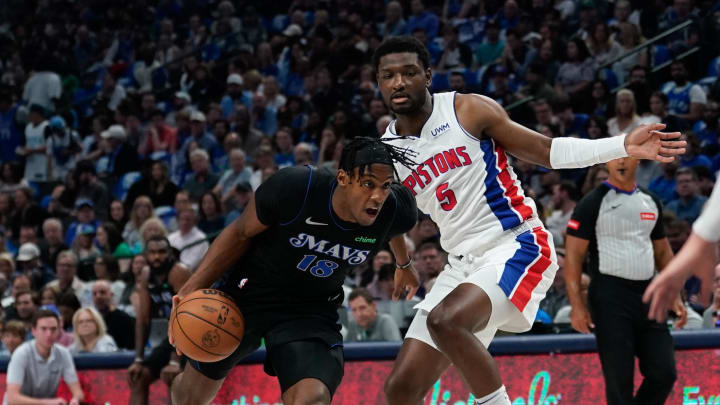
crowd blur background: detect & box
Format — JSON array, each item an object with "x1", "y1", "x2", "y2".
[{"x1": 0, "y1": 0, "x2": 719, "y2": 356}]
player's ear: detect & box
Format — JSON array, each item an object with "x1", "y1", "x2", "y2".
[
  {"x1": 337, "y1": 169, "x2": 350, "y2": 186},
  {"x1": 425, "y1": 67, "x2": 432, "y2": 88}
]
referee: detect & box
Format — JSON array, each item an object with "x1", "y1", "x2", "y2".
[{"x1": 564, "y1": 156, "x2": 686, "y2": 405}]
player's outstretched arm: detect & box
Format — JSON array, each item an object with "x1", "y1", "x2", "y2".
[
  {"x1": 644, "y1": 179, "x2": 720, "y2": 321},
  {"x1": 455, "y1": 94, "x2": 686, "y2": 168}
]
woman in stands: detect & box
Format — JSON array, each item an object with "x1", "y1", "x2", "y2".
[
  {"x1": 122, "y1": 195, "x2": 156, "y2": 248},
  {"x1": 70, "y1": 307, "x2": 118, "y2": 353}
]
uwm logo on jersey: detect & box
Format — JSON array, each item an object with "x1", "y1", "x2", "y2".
[{"x1": 402, "y1": 146, "x2": 472, "y2": 196}]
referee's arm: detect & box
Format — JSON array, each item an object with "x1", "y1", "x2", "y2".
[{"x1": 565, "y1": 235, "x2": 595, "y2": 334}]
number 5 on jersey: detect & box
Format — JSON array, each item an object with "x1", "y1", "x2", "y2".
[
  {"x1": 297, "y1": 255, "x2": 339, "y2": 277},
  {"x1": 436, "y1": 182, "x2": 457, "y2": 211}
]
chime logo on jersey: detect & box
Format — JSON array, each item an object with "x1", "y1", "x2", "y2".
[{"x1": 289, "y1": 233, "x2": 370, "y2": 264}]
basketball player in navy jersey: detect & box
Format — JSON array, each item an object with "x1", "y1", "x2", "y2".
[
  {"x1": 167, "y1": 138, "x2": 421, "y2": 405},
  {"x1": 375, "y1": 36, "x2": 686, "y2": 405}
]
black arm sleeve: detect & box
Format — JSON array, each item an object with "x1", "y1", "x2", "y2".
[
  {"x1": 255, "y1": 166, "x2": 313, "y2": 226},
  {"x1": 566, "y1": 186, "x2": 607, "y2": 241},
  {"x1": 387, "y1": 182, "x2": 418, "y2": 237},
  {"x1": 646, "y1": 189, "x2": 666, "y2": 240}
]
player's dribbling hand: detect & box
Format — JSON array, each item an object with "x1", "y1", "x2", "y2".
[
  {"x1": 570, "y1": 305, "x2": 595, "y2": 334},
  {"x1": 393, "y1": 263, "x2": 420, "y2": 301},
  {"x1": 624, "y1": 123, "x2": 686, "y2": 162},
  {"x1": 168, "y1": 294, "x2": 183, "y2": 356}
]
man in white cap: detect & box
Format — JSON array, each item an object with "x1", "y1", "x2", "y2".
[
  {"x1": 16, "y1": 243, "x2": 55, "y2": 288},
  {"x1": 221, "y1": 73, "x2": 247, "y2": 118},
  {"x1": 100, "y1": 124, "x2": 139, "y2": 178}
]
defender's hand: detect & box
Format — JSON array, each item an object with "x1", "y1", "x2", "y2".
[
  {"x1": 624, "y1": 123, "x2": 686, "y2": 162},
  {"x1": 393, "y1": 264, "x2": 420, "y2": 301},
  {"x1": 643, "y1": 269, "x2": 685, "y2": 323},
  {"x1": 672, "y1": 298, "x2": 688, "y2": 329}
]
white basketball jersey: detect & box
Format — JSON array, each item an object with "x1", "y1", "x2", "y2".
[{"x1": 382, "y1": 92, "x2": 538, "y2": 256}]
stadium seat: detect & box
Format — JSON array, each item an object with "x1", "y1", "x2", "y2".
[
  {"x1": 431, "y1": 72, "x2": 450, "y2": 92},
  {"x1": 112, "y1": 171, "x2": 142, "y2": 201},
  {"x1": 653, "y1": 44, "x2": 671, "y2": 67},
  {"x1": 708, "y1": 56, "x2": 720, "y2": 77}
]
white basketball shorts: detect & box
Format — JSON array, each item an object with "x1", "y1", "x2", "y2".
[{"x1": 406, "y1": 219, "x2": 557, "y2": 350}]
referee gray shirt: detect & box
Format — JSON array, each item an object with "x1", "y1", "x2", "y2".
[
  {"x1": 3, "y1": 340, "x2": 78, "y2": 405},
  {"x1": 566, "y1": 181, "x2": 665, "y2": 281}
]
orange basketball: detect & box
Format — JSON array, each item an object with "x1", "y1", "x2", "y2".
[{"x1": 170, "y1": 289, "x2": 244, "y2": 363}]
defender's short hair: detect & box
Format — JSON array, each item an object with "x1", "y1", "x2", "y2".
[{"x1": 373, "y1": 36, "x2": 431, "y2": 74}]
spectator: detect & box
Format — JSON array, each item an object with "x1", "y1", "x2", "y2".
[
  {"x1": 586, "y1": 22, "x2": 623, "y2": 69},
  {"x1": 22, "y1": 63, "x2": 62, "y2": 113},
  {"x1": 608, "y1": 89, "x2": 642, "y2": 136},
  {"x1": 519, "y1": 64, "x2": 557, "y2": 102},
  {"x1": 232, "y1": 105, "x2": 263, "y2": 157},
  {"x1": 126, "y1": 161, "x2": 179, "y2": 209},
  {"x1": 39, "y1": 285, "x2": 60, "y2": 306},
  {"x1": 0, "y1": 91, "x2": 23, "y2": 165},
  {"x1": 3, "y1": 274, "x2": 31, "y2": 311},
  {"x1": 10, "y1": 187, "x2": 46, "y2": 242},
  {"x1": 46, "y1": 116, "x2": 81, "y2": 183},
  {"x1": 273, "y1": 127, "x2": 295, "y2": 168},
  {"x1": 626, "y1": 65, "x2": 652, "y2": 115},
  {"x1": 95, "y1": 223, "x2": 132, "y2": 259},
  {"x1": 293, "y1": 143, "x2": 315, "y2": 167},
  {"x1": 4, "y1": 290, "x2": 38, "y2": 328},
  {"x1": 108, "y1": 199, "x2": 128, "y2": 232},
  {"x1": 139, "y1": 109, "x2": 178, "y2": 156},
  {"x1": 539, "y1": 248, "x2": 568, "y2": 320},
  {"x1": 39, "y1": 218, "x2": 68, "y2": 270},
  {"x1": 74, "y1": 160, "x2": 110, "y2": 219},
  {"x1": 554, "y1": 98, "x2": 589, "y2": 138},
  {"x1": 123, "y1": 196, "x2": 156, "y2": 249},
  {"x1": 661, "y1": 59, "x2": 707, "y2": 123},
  {"x1": 249, "y1": 145, "x2": 276, "y2": 190},
  {"x1": 72, "y1": 224, "x2": 100, "y2": 262},
  {"x1": 69, "y1": 307, "x2": 118, "y2": 353},
  {"x1": 546, "y1": 181, "x2": 580, "y2": 246},
  {"x1": 587, "y1": 80, "x2": 612, "y2": 118},
  {"x1": 117, "y1": 254, "x2": 148, "y2": 317},
  {"x1": 197, "y1": 192, "x2": 225, "y2": 235},
  {"x1": 416, "y1": 242, "x2": 447, "y2": 296},
  {"x1": 406, "y1": 0, "x2": 439, "y2": 40},
  {"x1": 0, "y1": 320, "x2": 26, "y2": 355},
  {"x1": 0, "y1": 162, "x2": 29, "y2": 195},
  {"x1": 250, "y1": 93, "x2": 278, "y2": 137},
  {"x1": 437, "y1": 26, "x2": 472, "y2": 71},
  {"x1": 346, "y1": 288, "x2": 402, "y2": 342},
  {"x1": 380, "y1": 1, "x2": 407, "y2": 37},
  {"x1": 99, "y1": 124, "x2": 140, "y2": 179},
  {"x1": 184, "y1": 149, "x2": 219, "y2": 202},
  {"x1": 612, "y1": 22, "x2": 646, "y2": 84},
  {"x1": 586, "y1": 115, "x2": 609, "y2": 140},
  {"x1": 648, "y1": 91, "x2": 688, "y2": 134},
  {"x1": 649, "y1": 159, "x2": 680, "y2": 204},
  {"x1": 15, "y1": 243, "x2": 54, "y2": 289},
  {"x1": 137, "y1": 218, "x2": 169, "y2": 253},
  {"x1": 214, "y1": 148, "x2": 252, "y2": 206},
  {"x1": 56, "y1": 293, "x2": 81, "y2": 333},
  {"x1": 679, "y1": 132, "x2": 713, "y2": 169},
  {"x1": 694, "y1": 100, "x2": 719, "y2": 155},
  {"x1": 4, "y1": 309, "x2": 84, "y2": 405},
  {"x1": 46, "y1": 251, "x2": 91, "y2": 307},
  {"x1": 224, "y1": 182, "x2": 254, "y2": 225},
  {"x1": 666, "y1": 167, "x2": 709, "y2": 223},
  {"x1": 475, "y1": 19, "x2": 504, "y2": 66},
  {"x1": 92, "y1": 279, "x2": 135, "y2": 350},
  {"x1": 93, "y1": 255, "x2": 125, "y2": 302},
  {"x1": 0, "y1": 253, "x2": 16, "y2": 291},
  {"x1": 701, "y1": 264, "x2": 720, "y2": 328},
  {"x1": 555, "y1": 38, "x2": 594, "y2": 103},
  {"x1": 168, "y1": 208, "x2": 208, "y2": 271}
]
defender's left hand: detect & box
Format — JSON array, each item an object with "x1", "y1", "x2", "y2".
[
  {"x1": 672, "y1": 297, "x2": 688, "y2": 329},
  {"x1": 625, "y1": 123, "x2": 686, "y2": 162},
  {"x1": 393, "y1": 264, "x2": 420, "y2": 301}
]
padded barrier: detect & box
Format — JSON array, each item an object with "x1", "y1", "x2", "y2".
[{"x1": 1, "y1": 329, "x2": 717, "y2": 372}]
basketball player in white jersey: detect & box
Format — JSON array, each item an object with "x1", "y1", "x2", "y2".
[{"x1": 375, "y1": 37, "x2": 687, "y2": 405}]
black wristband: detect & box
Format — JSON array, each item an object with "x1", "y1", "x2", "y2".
[{"x1": 397, "y1": 259, "x2": 412, "y2": 269}]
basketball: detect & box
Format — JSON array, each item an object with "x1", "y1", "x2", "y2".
[{"x1": 170, "y1": 289, "x2": 244, "y2": 363}]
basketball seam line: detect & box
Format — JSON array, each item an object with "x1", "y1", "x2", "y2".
[
  {"x1": 176, "y1": 296, "x2": 242, "y2": 314},
  {"x1": 174, "y1": 314, "x2": 233, "y2": 357},
  {"x1": 177, "y1": 310, "x2": 243, "y2": 342}
]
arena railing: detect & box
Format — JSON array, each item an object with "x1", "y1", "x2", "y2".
[{"x1": 1, "y1": 329, "x2": 718, "y2": 371}]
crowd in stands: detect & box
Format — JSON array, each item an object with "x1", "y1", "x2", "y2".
[{"x1": 0, "y1": 0, "x2": 718, "y2": 380}]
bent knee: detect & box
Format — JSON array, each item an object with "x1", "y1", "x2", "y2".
[
  {"x1": 384, "y1": 371, "x2": 426, "y2": 405},
  {"x1": 129, "y1": 367, "x2": 153, "y2": 389}
]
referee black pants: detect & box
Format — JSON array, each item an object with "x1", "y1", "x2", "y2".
[{"x1": 589, "y1": 274, "x2": 677, "y2": 405}]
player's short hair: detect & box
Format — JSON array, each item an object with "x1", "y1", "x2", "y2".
[
  {"x1": 373, "y1": 36, "x2": 431, "y2": 74},
  {"x1": 348, "y1": 287, "x2": 375, "y2": 304}
]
